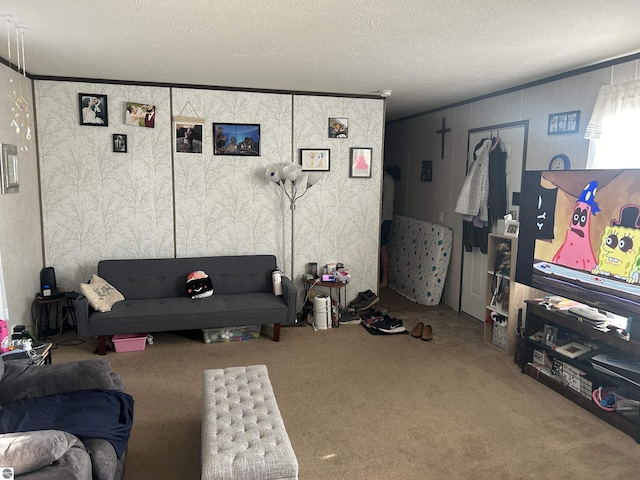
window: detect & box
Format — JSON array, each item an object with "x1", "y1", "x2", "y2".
[{"x1": 585, "y1": 80, "x2": 640, "y2": 168}]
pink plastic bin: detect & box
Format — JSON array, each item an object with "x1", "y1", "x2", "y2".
[{"x1": 112, "y1": 333, "x2": 147, "y2": 353}]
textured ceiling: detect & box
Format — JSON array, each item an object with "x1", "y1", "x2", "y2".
[{"x1": 2, "y1": 0, "x2": 640, "y2": 121}]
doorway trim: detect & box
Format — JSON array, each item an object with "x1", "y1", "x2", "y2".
[{"x1": 458, "y1": 120, "x2": 529, "y2": 313}]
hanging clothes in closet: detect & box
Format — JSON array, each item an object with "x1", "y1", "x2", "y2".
[{"x1": 455, "y1": 137, "x2": 507, "y2": 253}]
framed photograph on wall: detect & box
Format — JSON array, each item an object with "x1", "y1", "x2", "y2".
[
  {"x1": 300, "y1": 148, "x2": 330, "y2": 171},
  {"x1": 548, "y1": 110, "x2": 580, "y2": 135},
  {"x1": 328, "y1": 117, "x2": 348, "y2": 138},
  {"x1": 112, "y1": 134, "x2": 127, "y2": 153},
  {"x1": 175, "y1": 122, "x2": 203, "y2": 154},
  {"x1": 79, "y1": 93, "x2": 108, "y2": 126},
  {"x1": 213, "y1": 123, "x2": 260, "y2": 155},
  {"x1": 350, "y1": 147, "x2": 372, "y2": 178},
  {"x1": 125, "y1": 102, "x2": 155, "y2": 128}
]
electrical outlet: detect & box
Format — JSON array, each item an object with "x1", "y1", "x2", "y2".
[{"x1": 439, "y1": 211, "x2": 444, "y2": 222}]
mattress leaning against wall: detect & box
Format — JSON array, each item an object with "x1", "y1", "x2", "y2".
[{"x1": 387, "y1": 215, "x2": 453, "y2": 306}]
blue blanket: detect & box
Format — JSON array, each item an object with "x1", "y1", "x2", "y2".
[{"x1": 0, "y1": 389, "x2": 134, "y2": 458}]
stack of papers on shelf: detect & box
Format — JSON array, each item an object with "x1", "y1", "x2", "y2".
[
  {"x1": 544, "y1": 296, "x2": 584, "y2": 310},
  {"x1": 591, "y1": 354, "x2": 640, "y2": 387}
]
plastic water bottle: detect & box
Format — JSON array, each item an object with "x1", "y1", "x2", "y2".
[{"x1": 0, "y1": 319, "x2": 10, "y2": 353}]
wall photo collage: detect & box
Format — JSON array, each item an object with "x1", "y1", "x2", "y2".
[{"x1": 80, "y1": 95, "x2": 373, "y2": 176}]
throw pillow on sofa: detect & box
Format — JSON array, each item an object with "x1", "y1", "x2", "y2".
[
  {"x1": 186, "y1": 270, "x2": 214, "y2": 299},
  {"x1": 0, "y1": 430, "x2": 84, "y2": 475},
  {"x1": 80, "y1": 274, "x2": 125, "y2": 312}
]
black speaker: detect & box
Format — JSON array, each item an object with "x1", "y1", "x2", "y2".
[{"x1": 40, "y1": 267, "x2": 57, "y2": 293}]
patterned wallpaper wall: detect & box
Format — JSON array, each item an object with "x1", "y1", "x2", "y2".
[
  {"x1": 35, "y1": 81, "x2": 384, "y2": 302},
  {"x1": 35, "y1": 81, "x2": 174, "y2": 289},
  {"x1": 293, "y1": 96, "x2": 384, "y2": 299},
  {"x1": 0, "y1": 64, "x2": 43, "y2": 330},
  {"x1": 172, "y1": 89, "x2": 292, "y2": 262}
]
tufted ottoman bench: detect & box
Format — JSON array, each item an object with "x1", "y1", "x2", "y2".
[{"x1": 202, "y1": 365, "x2": 298, "y2": 480}]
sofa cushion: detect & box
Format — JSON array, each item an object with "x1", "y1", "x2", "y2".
[
  {"x1": 0, "y1": 359, "x2": 121, "y2": 404},
  {"x1": 0, "y1": 430, "x2": 84, "y2": 475},
  {"x1": 81, "y1": 274, "x2": 125, "y2": 312},
  {"x1": 84, "y1": 293, "x2": 288, "y2": 336}
]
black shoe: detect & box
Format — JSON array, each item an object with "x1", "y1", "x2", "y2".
[
  {"x1": 353, "y1": 292, "x2": 379, "y2": 311},
  {"x1": 372, "y1": 316, "x2": 405, "y2": 333},
  {"x1": 338, "y1": 307, "x2": 361, "y2": 325},
  {"x1": 348, "y1": 290, "x2": 373, "y2": 308}
]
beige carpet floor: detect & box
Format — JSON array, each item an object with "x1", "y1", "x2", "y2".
[{"x1": 48, "y1": 288, "x2": 640, "y2": 479}]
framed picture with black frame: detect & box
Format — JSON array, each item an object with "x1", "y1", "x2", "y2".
[
  {"x1": 112, "y1": 134, "x2": 127, "y2": 153},
  {"x1": 213, "y1": 123, "x2": 260, "y2": 155},
  {"x1": 300, "y1": 148, "x2": 330, "y2": 171},
  {"x1": 79, "y1": 93, "x2": 108, "y2": 126},
  {"x1": 350, "y1": 147, "x2": 372, "y2": 178},
  {"x1": 548, "y1": 110, "x2": 580, "y2": 135}
]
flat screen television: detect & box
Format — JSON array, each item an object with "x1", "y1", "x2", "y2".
[{"x1": 516, "y1": 169, "x2": 640, "y2": 327}]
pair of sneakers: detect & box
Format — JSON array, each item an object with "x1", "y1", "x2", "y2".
[
  {"x1": 348, "y1": 290, "x2": 379, "y2": 311},
  {"x1": 371, "y1": 315, "x2": 406, "y2": 333},
  {"x1": 367, "y1": 314, "x2": 405, "y2": 333}
]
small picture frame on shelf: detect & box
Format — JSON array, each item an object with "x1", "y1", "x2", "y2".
[
  {"x1": 555, "y1": 342, "x2": 591, "y2": 359},
  {"x1": 543, "y1": 324, "x2": 558, "y2": 347},
  {"x1": 504, "y1": 220, "x2": 520, "y2": 237}
]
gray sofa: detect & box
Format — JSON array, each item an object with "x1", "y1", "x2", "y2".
[
  {"x1": 0, "y1": 357, "x2": 128, "y2": 480},
  {"x1": 76, "y1": 255, "x2": 297, "y2": 354}
]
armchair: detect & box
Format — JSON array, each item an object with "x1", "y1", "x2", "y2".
[{"x1": 0, "y1": 357, "x2": 129, "y2": 480}]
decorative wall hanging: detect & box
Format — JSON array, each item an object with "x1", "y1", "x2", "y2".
[
  {"x1": 0, "y1": 143, "x2": 19, "y2": 194},
  {"x1": 350, "y1": 147, "x2": 372, "y2": 178},
  {"x1": 112, "y1": 134, "x2": 127, "y2": 153},
  {"x1": 436, "y1": 118, "x2": 451, "y2": 159},
  {"x1": 421, "y1": 160, "x2": 432, "y2": 181},
  {"x1": 5, "y1": 18, "x2": 32, "y2": 151},
  {"x1": 173, "y1": 102, "x2": 204, "y2": 154},
  {"x1": 328, "y1": 117, "x2": 348, "y2": 138},
  {"x1": 79, "y1": 94, "x2": 108, "y2": 126},
  {"x1": 125, "y1": 102, "x2": 155, "y2": 128},
  {"x1": 300, "y1": 149, "x2": 330, "y2": 171},
  {"x1": 548, "y1": 110, "x2": 580, "y2": 135},
  {"x1": 174, "y1": 122, "x2": 203, "y2": 154},
  {"x1": 213, "y1": 123, "x2": 260, "y2": 155}
]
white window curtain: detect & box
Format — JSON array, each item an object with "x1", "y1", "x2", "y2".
[{"x1": 585, "y1": 79, "x2": 640, "y2": 168}]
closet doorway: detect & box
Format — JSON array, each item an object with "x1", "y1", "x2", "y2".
[{"x1": 460, "y1": 121, "x2": 528, "y2": 321}]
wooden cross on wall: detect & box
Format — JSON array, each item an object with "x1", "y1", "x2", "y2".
[{"x1": 436, "y1": 118, "x2": 451, "y2": 159}]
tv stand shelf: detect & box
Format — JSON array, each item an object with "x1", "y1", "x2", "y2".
[{"x1": 521, "y1": 300, "x2": 640, "y2": 442}]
